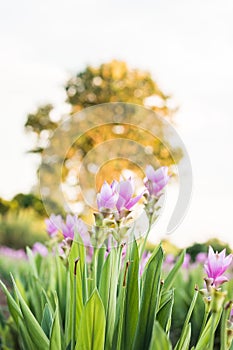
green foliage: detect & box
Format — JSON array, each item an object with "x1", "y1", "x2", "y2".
[
  {"x1": 25, "y1": 104, "x2": 57, "y2": 137},
  {"x1": 0, "y1": 198, "x2": 11, "y2": 216},
  {"x1": 0, "y1": 210, "x2": 46, "y2": 249},
  {"x1": 1, "y1": 239, "x2": 231, "y2": 349},
  {"x1": 12, "y1": 193, "x2": 46, "y2": 217}
]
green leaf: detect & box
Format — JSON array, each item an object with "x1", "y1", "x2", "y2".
[
  {"x1": 12, "y1": 276, "x2": 49, "y2": 350},
  {"x1": 68, "y1": 239, "x2": 85, "y2": 342},
  {"x1": 149, "y1": 321, "x2": 172, "y2": 350},
  {"x1": 177, "y1": 323, "x2": 191, "y2": 350},
  {"x1": 41, "y1": 304, "x2": 53, "y2": 339},
  {"x1": 75, "y1": 289, "x2": 106, "y2": 350},
  {"x1": 19, "y1": 318, "x2": 36, "y2": 350},
  {"x1": 133, "y1": 245, "x2": 164, "y2": 350},
  {"x1": 96, "y1": 246, "x2": 106, "y2": 288},
  {"x1": 175, "y1": 288, "x2": 198, "y2": 350},
  {"x1": 49, "y1": 295, "x2": 62, "y2": 350},
  {"x1": 99, "y1": 248, "x2": 119, "y2": 349},
  {"x1": 157, "y1": 289, "x2": 174, "y2": 333},
  {"x1": 121, "y1": 240, "x2": 139, "y2": 349},
  {"x1": 0, "y1": 280, "x2": 22, "y2": 325},
  {"x1": 195, "y1": 312, "x2": 222, "y2": 350},
  {"x1": 163, "y1": 250, "x2": 185, "y2": 291},
  {"x1": 26, "y1": 246, "x2": 39, "y2": 278},
  {"x1": 55, "y1": 253, "x2": 67, "y2": 321}
]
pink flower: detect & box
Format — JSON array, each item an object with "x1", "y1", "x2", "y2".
[
  {"x1": 62, "y1": 215, "x2": 90, "y2": 245},
  {"x1": 165, "y1": 254, "x2": 175, "y2": 265},
  {"x1": 45, "y1": 214, "x2": 63, "y2": 237},
  {"x1": 97, "y1": 181, "x2": 118, "y2": 211},
  {"x1": 32, "y1": 242, "x2": 48, "y2": 257},
  {"x1": 144, "y1": 165, "x2": 169, "y2": 196},
  {"x1": 182, "y1": 253, "x2": 191, "y2": 269},
  {"x1": 116, "y1": 178, "x2": 143, "y2": 212},
  {"x1": 196, "y1": 252, "x2": 207, "y2": 264},
  {"x1": 0, "y1": 246, "x2": 27, "y2": 260},
  {"x1": 97, "y1": 179, "x2": 143, "y2": 214},
  {"x1": 62, "y1": 214, "x2": 77, "y2": 239},
  {"x1": 204, "y1": 246, "x2": 232, "y2": 287}
]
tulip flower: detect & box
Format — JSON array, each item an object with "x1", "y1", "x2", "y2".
[
  {"x1": 204, "y1": 246, "x2": 232, "y2": 287},
  {"x1": 144, "y1": 165, "x2": 169, "y2": 196},
  {"x1": 62, "y1": 214, "x2": 77, "y2": 239},
  {"x1": 182, "y1": 253, "x2": 191, "y2": 269},
  {"x1": 32, "y1": 242, "x2": 48, "y2": 257},
  {"x1": 116, "y1": 178, "x2": 143, "y2": 212},
  {"x1": 196, "y1": 252, "x2": 207, "y2": 264},
  {"x1": 62, "y1": 214, "x2": 90, "y2": 245},
  {"x1": 45, "y1": 214, "x2": 63, "y2": 237},
  {"x1": 0, "y1": 246, "x2": 27, "y2": 260},
  {"x1": 97, "y1": 180, "x2": 118, "y2": 212}
]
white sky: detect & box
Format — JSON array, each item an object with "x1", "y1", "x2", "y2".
[{"x1": 0, "y1": 0, "x2": 233, "y2": 247}]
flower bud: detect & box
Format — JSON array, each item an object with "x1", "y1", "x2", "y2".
[{"x1": 210, "y1": 289, "x2": 227, "y2": 313}]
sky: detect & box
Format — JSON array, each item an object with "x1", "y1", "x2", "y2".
[{"x1": 0, "y1": 0, "x2": 233, "y2": 247}]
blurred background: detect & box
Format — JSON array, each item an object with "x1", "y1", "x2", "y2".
[{"x1": 0, "y1": 0, "x2": 233, "y2": 250}]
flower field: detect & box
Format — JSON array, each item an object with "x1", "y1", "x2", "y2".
[{"x1": 0, "y1": 166, "x2": 233, "y2": 350}]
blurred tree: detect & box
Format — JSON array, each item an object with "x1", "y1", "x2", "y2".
[
  {"x1": 25, "y1": 60, "x2": 175, "y2": 154},
  {"x1": 0, "y1": 198, "x2": 11, "y2": 216}
]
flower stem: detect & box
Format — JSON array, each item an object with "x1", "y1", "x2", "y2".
[
  {"x1": 209, "y1": 313, "x2": 217, "y2": 350},
  {"x1": 71, "y1": 258, "x2": 79, "y2": 350},
  {"x1": 176, "y1": 287, "x2": 199, "y2": 350},
  {"x1": 199, "y1": 303, "x2": 210, "y2": 339}
]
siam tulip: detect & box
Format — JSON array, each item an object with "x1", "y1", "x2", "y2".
[
  {"x1": 165, "y1": 254, "x2": 175, "y2": 265},
  {"x1": 204, "y1": 246, "x2": 232, "y2": 288},
  {"x1": 97, "y1": 180, "x2": 118, "y2": 212},
  {"x1": 0, "y1": 246, "x2": 27, "y2": 260},
  {"x1": 196, "y1": 252, "x2": 207, "y2": 264},
  {"x1": 62, "y1": 214, "x2": 77, "y2": 239},
  {"x1": 144, "y1": 165, "x2": 169, "y2": 197},
  {"x1": 182, "y1": 253, "x2": 191, "y2": 269},
  {"x1": 116, "y1": 178, "x2": 144, "y2": 213},
  {"x1": 45, "y1": 214, "x2": 63, "y2": 237},
  {"x1": 97, "y1": 179, "x2": 143, "y2": 215},
  {"x1": 62, "y1": 214, "x2": 90, "y2": 245},
  {"x1": 32, "y1": 242, "x2": 48, "y2": 257}
]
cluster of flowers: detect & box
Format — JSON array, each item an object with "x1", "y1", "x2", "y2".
[
  {"x1": 45, "y1": 165, "x2": 169, "y2": 243},
  {"x1": 96, "y1": 165, "x2": 169, "y2": 214},
  {"x1": 0, "y1": 243, "x2": 48, "y2": 259}
]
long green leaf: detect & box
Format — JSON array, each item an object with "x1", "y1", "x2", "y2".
[
  {"x1": 121, "y1": 240, "x2": 139, "y2": 349},
  {"x1": 68, "y1": 238, "x2": 85, "y2": 342},
  {"x1": 149, "y1": 321, "x2": 172, "y2": 350},
  {"x1": 75, "y1": 289, "x2": 106, "y2": 350},
  {"x1": 195, "y1": 312, "x2": 222, "y2": 350},
  {"x1": 12, "y1": 276, "x2": 49, "y2": 350},
  {"x1": 133, "y1": 245, "x2": 164, "y2": 350},
  {"x1": 41, "y1": 304, "x2": 53, "y2": 339},
  {"x1": 175, "y1": 288, "x2": 198, "y2": 350},
  {"x1": 0, "y1": 280, "x2": 22, "y2": 325},
  {"x1": 157, "y1": 289, "x2": 174, "y2": 333},
  {"x1": 99, "y1": 248, "x2": 118, "y2": 349},
  {"x1": 177, "y1": 323, "x2": 191, "y2": 350},
  {"x1": 49, "y1": 296, "x2": 62, "y2": 350}
]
